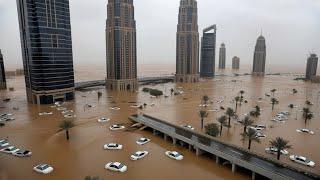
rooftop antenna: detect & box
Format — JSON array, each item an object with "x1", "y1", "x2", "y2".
[{"x1": 260, "y1": 28, "x2": 263, "y2": 36}]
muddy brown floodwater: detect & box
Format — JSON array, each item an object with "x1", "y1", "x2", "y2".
[{"x1": 0, "y1": 65, "x2": 319, "y2": 180}]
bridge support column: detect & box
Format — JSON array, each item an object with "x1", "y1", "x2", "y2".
[
  {"x1": 153, "y1": 129, "x2": 157, "y2": 135},
  {"x1": 164, "y1": 134, "x2": 168, "y2": 141},
  {"x1": 216, "y1": 156, "x2": 220, "y2": 164},
  {"x1": 252, "y1": 172, "x2": 256, "y2": 180},
  {"x1": 188, "y1": 144, "x2": 193, "y2": 151},
  {"x1": 232, "y1": 164, "x2": 237, "y2": 173},
  {"x1": 172, "y1": 138, "x2": 177, "y2": 145},
  {"x1": 196, "y1": 147, "x2": 203, "y2": 156}
]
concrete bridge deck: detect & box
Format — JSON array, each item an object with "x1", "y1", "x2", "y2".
[{"x1": 129, "y1": 114, "x2": 318, "y2": 180}]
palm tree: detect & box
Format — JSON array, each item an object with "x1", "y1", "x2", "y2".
[
  {"x1": 242, "y1": 116, "x2": 254, "y2": 133},
  {"x1": 302, "y1": 108, "x2": 313, "y2": 124},
  {"x1": 292, "y1": 89, "x2": 298, "y2": 94},
  {"x1": 269, "y1": 137, "x2": 292, "y2": 160},
  {"x1": 205, "y1": 123, "x2": 220, "y2": 137},
  {"x1": 97, "y1": 92, "x2": 102, "y2": 101},
  {"x1": 202, "y1": 95, "x2": 209, "y2": 105},
  {"x1": 241, "y1": 128, "x2": 260, "y2": 150},
  {"x1": 58, "y1": 120, "x2": 75, "y2": 140},
  {"x1": 225, "y1": 108, "x2": 235, "y2": 127},
  {"x1": 271, "y1": 89, "x2": 277, "y2": 97},
  {"x1": 218, "y1": 116, "x2": 227, "y2": 136},
  {"x1": 170, "y1": 88, "x2": 174, "y2": 95},
  {"x1": 288, "y1": 104, "x2": 294, "y2": 109},
  {"x1": 271, "y1": 98, "x2": 279, "y2": 110},
  {"x1": 234, "y1": 96, "x2": 240, "y2": 111},
  {"x1": 199, "y1": 110, "x2": 208, "y2": 130},
  {"x1": 250, "y1": 106, "x2": 261, "y2": 117},
  {"x1": 305, "y1": 100, "x2": 313, "y2": 106},
  {"x1": 239, "y1": 90, "x2": 245, "y2": 105}
]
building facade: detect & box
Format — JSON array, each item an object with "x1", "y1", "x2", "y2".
[
  {"x1": 232, "y1": 56, "x2": 240, "y2": 69},
  {"x1": 17, "y1": 0, "x2": 75, "y2": 104},
  {"x1": 305, "y1": 54, "x2": 318, "y2": 80},
  {"x1": 252, "y1": 35, "x2": 266, "y2": 76},
  {"x1": 176, "y1": 0, "x2": 199, "y2": 83},
  {"x1": 106, "y1": 0, "x2": 138, "y2": 91},
  {"x1": 200, "y1": 25, "x2": 216, "y2": 78},
  {"x1": 0, "y1": 50, "x2": 7, "y2": 90},
  {"x1": 218, "y1": 43, "x2": 226, "y2": 69}
]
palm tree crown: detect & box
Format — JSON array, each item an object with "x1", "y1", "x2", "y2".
[
  {"x1": 241, "y1": 128, "x2": 260, "y2": 150},
  {"x1": 269, "y1": 137, "x2": 292, "y2": 160},
  {"x1": 58, "y1": 120, "x2": 75, "y2": 140},
  {"x1": 199, "y1": 110, "x2": 208, "y2": 130}
]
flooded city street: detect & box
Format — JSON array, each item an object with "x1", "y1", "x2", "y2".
[{"x1": 0, "y1": 66, "x2": 319, "y2": 180}]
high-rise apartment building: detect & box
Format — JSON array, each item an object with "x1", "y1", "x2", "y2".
[
  {"x1": 219, "y1": 43, "x2": 226, "y2": 69},
  {"x1": 305, "y1": 54, "x2": 318, "y2": 80},
  {"x1": 232, "y1": 56, "x2": 240, "y2": 69},
  {"x1": 17, "y1": 0, "x2": 75, "y2": 104},
  {"x1": 200, "y1": 25, "x2": 216, "y2": 77},
  {"x1": 176, "y1": 0, "x2": 199, "y2": 83},
  {"x1": 252, "y1": 35, "x2": 266, "y2": 76},
  {"x1": 0, "y1": 50, "x2": 6, "y2": 90},
  {"x1": 106, "y1": 0, "x2": 138, "y2": 91}
]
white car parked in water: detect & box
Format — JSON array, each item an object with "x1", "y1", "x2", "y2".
[
  {"x1": 103, "y1": 143, "x2": 123, "y2": 150},
  {"x1": 296, "y1": 128, "x2": 314, "y2": 135},
  {"x1": 98, "y1": 118, "x2": 110, "y2": 123},
  {"x1": 290, "y1": 155, "x2": 315, "y2": 167},
  {"x1": 250, "y1": 125, "x2": 266, "y2": 131},
  {"x1": 33, "y1": 164, "x2": 54, "y2": 174},
  {"x1": 265, "y1": 147, "x2": 289, "y2": 155},
  {"x1": 0, "y1": 139, "x2": 9, "y2": 147},
  {"x1": 136, "y1": 138, "x2": 150, "y2": 145},
  {"x1": 105, "y1": 162, "x2": 127, "y2": 172},
  {"x1": 13, "y1": 149, "x2": 32, "y2": 157},
  {"x1": 182, "y1": 125, "x2": 195, "y2": 130},
  {"x1": 0, "y1": 146, "x2": 20, "y2": 154},
  {"x1": 130, "y1": 151, "x2": 149, "y2": 161},
  {"x1": 109, "y1": 124, "x2": 125, "y2": 131},
  {"x1": 165, "y1": 151, "x2": 183, "y2": 160}
]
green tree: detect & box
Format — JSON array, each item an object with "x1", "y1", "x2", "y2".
[
  {"x1": 302, "y1": 108, "x2": 313, "y2": 124},
  {"x1": 202, "y1": 95, "x2": 209, "y2": 105},
  {"x1": 292, "y1": 89, "x2": 298, "y2": 94},
  {"x1": 97, "y1": 92, "x2": 102, "y2": 101},
  {"x1": 239, "y1": 90, "x2": 245, "y2": 106},
  {"x1": 205, "y1": 123, "x2": 220, "y2": 137},
  {"x1": 305, "y1": 100, "x2": 312, "y2": 106},
  {"x1": 218, "y1": 116, "x2": 227, "y2": 136},
  {"x1": 250, "y1": 106, "x2": 261, "y2": 117},
  {"x1": 269, "y1": 137, "x2": 292, "y2": 160},
  {"x1": 199, "y1": 110, "x2": 208, "y2": 130},
  {"x1": 242, "y1": 116, "x2": 254, "y2": 133},
  {"x1": 170, "y1": 88, "x2": 174, "y2": 95},
  {"x1": 225, "y1": 108, "x2": 235, "y2": 128},
  {"x1": 271, "y1": 98, "x2": 279, "y2": 111},
  {"x1": 150, "y1": 89, "x2": 163, "y2": 97},
  {"x1": 288, "y1": 104, "x2": 294, "y2": 109},
  {"x1": 58, "y1": 120, "x2": 75, "y2": 140},
  {"x1": 234, "y1": 96, "x2": 240, "y2": 111},
  {"x1": 241, "y1": 128, "x2": 260, "y2": 150}
]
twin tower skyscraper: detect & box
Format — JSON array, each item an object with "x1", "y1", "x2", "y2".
[{"x1": 16, "y1": 0, "x2": 266, "y2": 104}]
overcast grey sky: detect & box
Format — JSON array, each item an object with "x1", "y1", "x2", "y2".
[{"x1": 0, "y1": 0, "x2": 320, "y2": 70}]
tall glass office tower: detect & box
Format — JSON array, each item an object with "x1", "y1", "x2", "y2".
[
  {"x1": 200, "y1": 25, "x2": 216, "y2": 77},
  {"x1": 0, "y1": 50, "x2": 6, "y2": 90},
  {"x1": 16, "y1": 0, "x2": 75, "y2": 104},
  {"x1": 252, "y1": 35, "x2": 267, "y2": 76},
  {"x1": 176, "y1": 0, "x2": 200, "y2": 83},
  {"x1": 106, "y1": 0, "x2": 138, "y2": 91}
]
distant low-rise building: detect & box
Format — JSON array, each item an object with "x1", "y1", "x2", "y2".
[
  {"x1": 232, "y1": 56, "x2": 240, "y2": 69},
  {"x1": 0, "y1": 50, "x2": 7, "y2": 90},
  {"x1": 305, "y1": 54, "x2": 318, "y2": 80}
]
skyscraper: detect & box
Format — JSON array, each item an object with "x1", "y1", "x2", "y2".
[
  {"x1": 252, "y1": 35, "x2": 266, "y2": 76},
  {"x1": 106, "y1": 0, "x2": 138, "y2": 91},
  {"x1": 232, "y1": 56, "x2": 240, "y2": 69},
  {"x1": 17, "y1": 0, "x2": 75, "y2": 104},
  {"x1": 0, "y1": 50, "x2": 7, "y2": 90},
  {"x1": 305, "y1": 54, "x2": 318, "y2": 80},
  {"x1": 200, "y1": 25, "x2": 216, "y2": 78},
  {"x1": 176, "y1": 0, "x2": 199, "y2": 83},
  {"x1": 219, "y1": 43, "x2": 226, "y2": 69}
]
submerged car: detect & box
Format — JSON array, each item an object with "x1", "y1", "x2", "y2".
[
  {"x1": 98, "y1": 118, "x2": 110, "y2": 123},
  {"x1": 136, "y1": 138, "x2": 150, "y2": 145},
  {"x1": 109, "y1": 124, "x2": 125, "y2": 131},
  {"x1": 33, "y1": 164, "x2": 54, "y2": 174},
  {"x1": 105, "y1": 162, "x2": 127, "y2": 172},
  {"x1": 165, "y1": 151, "x2": 184, "y2": 160},
  {"x1": 130, "y1": 151, "x2": 149, "y2": 161},
  {"x1": 110, "y1": 107, "x2": 120, "y2": 110},
  {"x1": 250, "y1": 125, "x2": 266, "y2": 131},
  {"x1": 0, "y1": 139, "x2": 9, "y2": 147},
  {"x1": 255, "y1": 132, "x2": 267, "y2": 139},
  {"x1": 265, "y1": 147, "x2": 289, "y2": 155},
  {"x1": 0, "y1": 146, "x2": 20, "y2": 154},
  {"x1": 296, "y1": 129, "x2": 314, "y2": 135},
  {"x1": 182, "y1": 125, "x2": 195, "y2": 130},
  {"x1": 289, "y1": 155, "x2": 315, "y2": 167},
  {"x1": 64, "y1": 114, "x2": 76, "y2": 118},
  {"x1": 13, "y1": 150, "x2": 32, "y2": 157},
  {"x1": 39, "y1": 112, "x2": 53, "y2": 116},
  {"x1": 103, "y1": 143, "x2": 123, "y2": 150}
]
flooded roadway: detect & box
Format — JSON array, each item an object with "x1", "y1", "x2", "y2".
[{"x1": 0, "y1": 66, "x2": 319, "y2": 180}]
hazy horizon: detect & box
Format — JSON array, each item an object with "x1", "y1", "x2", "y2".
[{"x1": 0, "y1": 0, "x2": 319, "y2": 73}]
